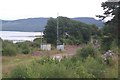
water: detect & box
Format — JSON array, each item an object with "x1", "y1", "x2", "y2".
[{"x1": 0, "y1": 31, "x2": 43, "y2": 43}]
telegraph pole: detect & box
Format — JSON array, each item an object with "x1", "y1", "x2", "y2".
[
  {"x1": 57, "y1": 12, "x2": 59, "y2": 45},
  {"x1": 41, "y1": 31, "x2": 42, "y2": 49}
]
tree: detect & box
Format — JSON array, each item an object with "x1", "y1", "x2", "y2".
[
  {"x1": 96, "y1": 1, "x2": 120, "y2": 50},
  {"x1": 44, "y1": 16, "x2": 95, "y2": 45},
  {"x1": 96, "y1": 1, "x2": 119, "y2": 37},
  {"x1": 43, "y1": 18, "x2": 57, "y2": 45}
]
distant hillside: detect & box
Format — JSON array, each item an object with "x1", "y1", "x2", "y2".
[
  {"x1": 2, "y1": 18, "x2": 48, "y2": 32},
  {"x1": 1, "y1": 17, "x2": 104, "y2": 32},
  {"x1": 72, "y1": 17, "x2": 104, "y2": 27}
]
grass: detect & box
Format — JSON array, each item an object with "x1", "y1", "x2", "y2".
[
  {"x1": 2, "y1": 49, "x2": 66, "y2": 78},
  {"x1": 2, "y1": 54, "x2": 41, "y2": 78},
  {"x1": 2, "y1": 44, "x2": 118, "y2": 78}
]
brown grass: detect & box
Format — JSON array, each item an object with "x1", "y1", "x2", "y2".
[{"x1": 2, "y1": 54, "x2": 41, "y2": 77}]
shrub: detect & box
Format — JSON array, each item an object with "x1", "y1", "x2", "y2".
[
  {"x1": 75, "y1": 65, "x2": 95, "y2": 78},
  {"x1": 2, "y1": 40, "x2": 17, "y2": 56},
  {"x1": 62, "y1": 39, "x2": 74, "y2": 45},
  {"x1": 16, "y1": 42, "x2": 30, "y2": 54},
  {"x1": 37, "y1": 63, "x2": 74, "y2": 78},
  {"x1": 110, "y1": 39, "x2": 118, "y2": 54},
  {"x1": 9, "y1": 54, "x2": 118, "y2": 78},
  {"x1": 78, "y1": 44, "x2": 96, "y2": 59},
  {"x1": 84, "y1": 56, "x2": 105, "y2": 78},
  {"x1": 2, "y1": 46, "x2": 17, "y2": 56},
  {"x1": 10, "y1": 65, "x2": 29, "y2": 78},
  {"x1": 104, "y1": 63, "x2": 118, "y2": 78},
  {"x1": 10, "y1": 57, "x2": 75, "y2": 78},
  {"x1": 100, "y1": 36, "x2": 113, "y2": 52},
  {"x1": 33, "y1": 38, "x2": 42, "y2": 47}
]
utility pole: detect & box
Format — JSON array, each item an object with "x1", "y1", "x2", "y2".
[
  {"x1": 56, "y1": 12, "x2": 64, "y2": 51},
  {"x1": 57, "y1": 12, "x2": 59, "y2": 45},
  {"x1": 41, "y1": 31, "x2": 42, "y2": 49}
]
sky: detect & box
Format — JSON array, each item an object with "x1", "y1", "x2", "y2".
[{"x1": 0, "y1": 0, "x2": 107, "y2": 20}]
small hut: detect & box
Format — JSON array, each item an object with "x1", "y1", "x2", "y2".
[
  {"x1": 57, "y1": 43, "x2": 64, "y2": 51},
  {"x1": 41, "y1": 44, "x2": 51, "y2": 51}
]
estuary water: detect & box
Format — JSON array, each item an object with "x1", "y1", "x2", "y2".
[{"x1": 0, "y1": 31, "x2": 43, "y2": 43}]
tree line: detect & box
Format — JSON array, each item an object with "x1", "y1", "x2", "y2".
[{"x1": 44, "y1": 16, "x2": 100, "y2": 45}]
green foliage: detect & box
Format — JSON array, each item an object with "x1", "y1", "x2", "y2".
[
  {"x1": 78, "y1": 44, "x2": 96, "y2": 59},
  {"x1": 62, "y1": 39, "x2": 74, "y2": 45},
  {"x1": 76, "y1": 65, "x2": 95, "y2": 78},
  {"x1": 104, "y1": 62, "x2": 118, "y2": 78},
  {"x1": 33, "y1": 38, "x2": 41, "y2": 47},
  {"x1": 10, "y1": 57, "x2": 75, "y2": 78},
  {"x1": 16, "y1": 42, "x2": 30, "y2": 54},
  {"x1": 10, "y1": 65, "x2": 29, "y2": 78},
  {"x1": 84, "y1": 56, "x2": 105, "y2": 78},
  {"x1": 2, "y1": 40, "x2": 17, "y2": 56},
  {"x1": 90, "y1": 24, "x2": 99, "y2": 35},
  {"x1": 44, "y1": 18, "x2": 57, "y2": 45},
  {"x1": 110, "y1": 39, "x2": 118, "y2": 54},
  {"x1": 44, "y1": 16, "x2": 98, "y2": 45},
  {"x1": 97, "y1": 1, "x2": 119, "y2": 26},
  {"x1": 100, "y1": 36, "x2": 113, "y2": 52},
  {"x1": 97, "y1": 1, "x2": 120, "y2": 51},
  {"x1": 9, "y1": 52, "x2": 118, "y2": 78},
  {"x1": 2, "y1": 40, "x2": 32, "y2": 56}
]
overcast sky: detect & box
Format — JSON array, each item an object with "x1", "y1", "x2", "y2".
[{"x1": 0, "y1": 0, "x2": 107, "y2": 20}]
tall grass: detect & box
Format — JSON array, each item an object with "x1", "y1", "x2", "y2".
[{"x1": 7, "y1": 44, "x2": 118, "y2": 78}]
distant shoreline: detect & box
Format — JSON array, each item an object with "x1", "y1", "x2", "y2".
[{"x1": 0, "y1": 31, "x2": 43, "y2": 43}]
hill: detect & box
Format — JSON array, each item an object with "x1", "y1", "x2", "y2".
[
  {"x1": 72, "y1": 17, "x2": 104, "y2": 27},
  {"x1": 1, "y1": 17, "x2": 104, "y2": 32},
  {"x1": 2, "y1": 18, "x2": 48, "y2": 32}
]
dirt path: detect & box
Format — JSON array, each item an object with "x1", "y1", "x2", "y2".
[
  {"x1": 64, "y1": 45, "x2": 81, "y2": 55},
  {"x1": 51, "y1": 45, "x2": 84, "y2": 58}
]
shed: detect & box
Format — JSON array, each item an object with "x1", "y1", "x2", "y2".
[
  {"x1": 41, "y1": 44, "x2": 51, "y2": 51},
  {"x1": 57, "y1": 43, "x2": 64, "y2": 51}
]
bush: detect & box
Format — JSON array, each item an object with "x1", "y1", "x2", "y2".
[
  {"x1": 10, "y1": 65, "x2": 29, "y2": 78},
  {"x1": 75, "y1": 65, "x2": 95, "y2": 78},
  {"x1": 78, "y1": 44, "x2": 96, "y2": 59},
  {"x1": 110, "y1": 39, "x2": 118, "y2": 54},
  {"x1": 101, "y1": 36, "x2": 113, "y2": 52},
  {"x1": 9, "y1": 51, "x2": 118, "y2": 78},
  {"x1": 62, "y1": 39, "x2": 74, "y2": 45},
  {"x1": 16, "y1": 42, "x2": 30, "y2": 54},
  {"x1": 84, "y1": 56, "x2": 105, "y2": 78},
  {"x1": 10, "y1": 57, "x2": 75, "y2": 78},
  {"x1": 104, "y1": 64, "x2": 118, "y2": 78},
  {"x1": 33, "y1": 38, "x2": 42, "y2": 47},
  {"x1": 63, "y1": 36, "x2": 83, "y2": 45},
  {"x1": 2, "y1": 40, "x2": 17, "y2": 56}
]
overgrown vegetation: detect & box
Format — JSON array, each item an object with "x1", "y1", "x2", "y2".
[
  {"x1": 2, "y1": 1, "x2": 119, "y2": 78},
  {"x1": 8, "y1": 45, "x2": 118, "y2": 78},
  {"x1": 44, "y1": 17, "x2": 99, "y2": 45},
  {"x1": 97, "y1": 1, "x2": 119, "y2": 52},
  {"x1": 2, "y1": 39, "x2": 42, "y2": 56},
  {"x1": 77, "y1": 44, "x2": 96, "y2": 59},
  {"x1": 2, "y1": 40, "x2": 18, "y2": 56}
]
